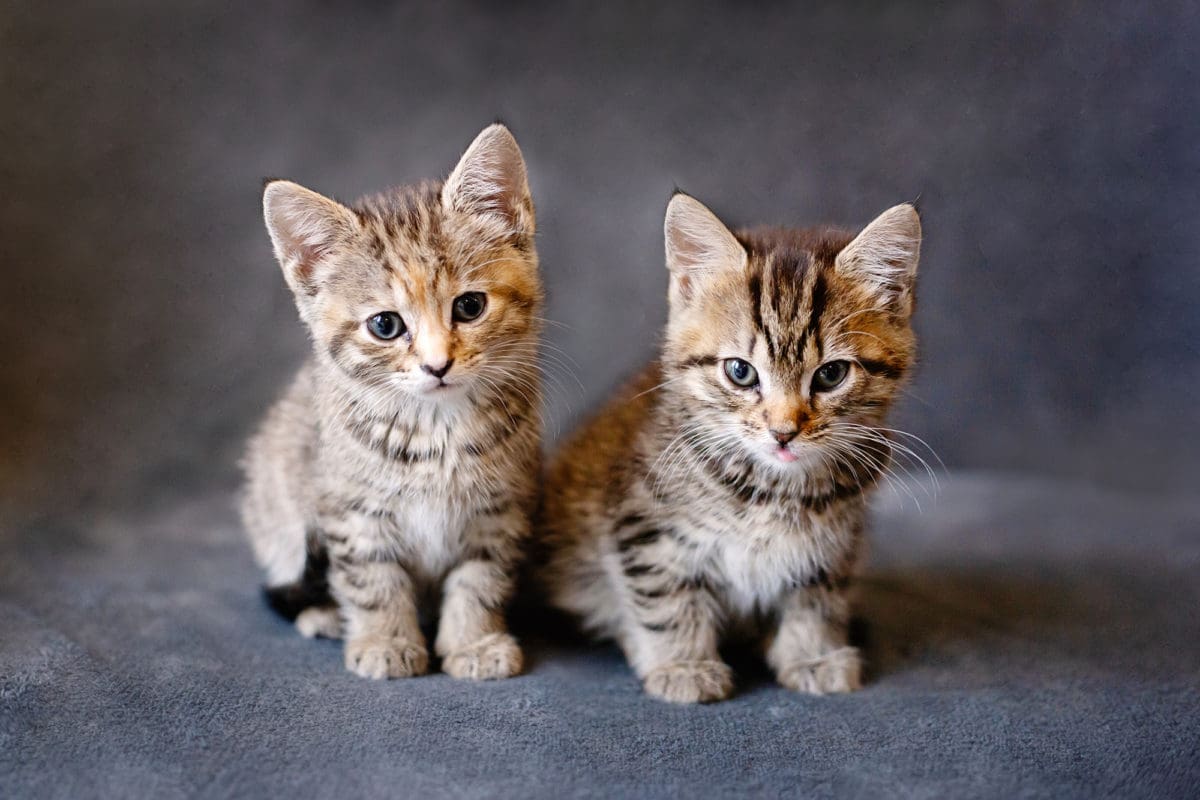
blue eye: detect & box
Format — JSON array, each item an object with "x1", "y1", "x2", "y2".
[
  {"x1": 723, "y1": 358, "x2": 758, "y2": 388},
  {"x1": 812, "y1": 360, "x2": 850, "y2": 391},
  {"x1": 367, "y1": 312, "x2": 405, "y2": 341}
]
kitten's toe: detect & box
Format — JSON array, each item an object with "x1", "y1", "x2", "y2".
[
  {"x1": 344, "y1": 635, "x2": 428, "y2": 679},
  {"x1": 295, "y1": 606, "x2": 342, "y2": 639},
  {"x1": 643, "y1": 659, "x2": 734, "y2": 704},
  {"x1": 442, "y1": 632, "x2": 523, "y2": 680},
  {"x1": 776, "y1": 647, "x2": 862, "y2": 695}
]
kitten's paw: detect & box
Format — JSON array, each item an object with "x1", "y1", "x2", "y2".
[
  {"x1": 295, "y1": 606, "x2": 342, "y2": 639},
  {"x1": 775, "y1": 647, "x2": 862, "y2": 695},
  {"x1": 643, "y1": 659, "x2": 734, "y2": 704},
  {"x1": 344, "y1": 635, "x2": 428, "y2": 679},
  {"x1": 442, "y1": 632, "x2": 523, "y2": 680}
]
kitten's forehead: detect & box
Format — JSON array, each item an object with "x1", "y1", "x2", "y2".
[
  {"x1": 353, "y1": 181, "x2": 447, "y2": 270},
  {"x1": 346, "y1": 181, "x2": 494, "y2": 295},
  {"x1": 737, "y1": 227, "x2": 854, "y2": 371},
  {"x1": 319, "y1": 179, "x2": 538, "y2": 322}
]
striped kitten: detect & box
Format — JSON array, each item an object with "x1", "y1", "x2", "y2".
[
  {"x1": 242, "y1": 125, "x2": 542, "y2": 680},
  {"x1": 542, "y1": 193, "x2": 920, "y2": 703}
]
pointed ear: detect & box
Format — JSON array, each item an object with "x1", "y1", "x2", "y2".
[
  {"x1": 262, "y1": 180, "x2": 356, "y2": 298},
  {"x1": 835, "y1": 204, "x2": 921, "y2": 304},
  {"x1": 442, "y1": 124, "x2": 534, "y2": 242},
  {"x1": 664, "y1": 193, "x2": 746, "y2": 301}
]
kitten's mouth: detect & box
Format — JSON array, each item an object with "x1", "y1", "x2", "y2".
[
  {"x1": 416, "y1": 376, "x2": 458, "y2": 395},
  {"x1": 773, "y1": 446, "x2": 798, "y2": 464}
]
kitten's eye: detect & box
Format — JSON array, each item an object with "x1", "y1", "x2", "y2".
[
  {"x1": 723, "y1": 358, "x2": 759, "y2": 388},
  {"x1": 812, "y1": 360, "x2": 850, "y2": 392},
  {"x1": 366, "y1": 312, "x2": 405, "y2": 341},
  {"x1": 452, "y1": 292, "x2": 487, "y2": 323}
]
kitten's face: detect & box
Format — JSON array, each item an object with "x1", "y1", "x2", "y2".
[
  {"x1": 313, "y1": 214, "x2": 537, "y2": 401},
  {"x1": 662, "y1": 195, "x2": 919, "y2": 477},
  {"x1": 263, "y1": 124, "x2": 541, "y2": 405}
]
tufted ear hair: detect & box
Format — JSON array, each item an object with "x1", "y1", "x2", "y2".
[
  {"x1": 835, "y1": 204, "x2": 921, "y2": 306},
  {"x1": 663, "y1": 192, "x2": 747, "y2": 303},
  {"x1": 442, "y1": 123, "x2": 534, "y2": 242},
  {"x1": 262, "y1": 179, "x2": 356, "y2": 299}
]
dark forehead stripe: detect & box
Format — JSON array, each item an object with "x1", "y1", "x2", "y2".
[
  {"x1": 805, "y1": 271, "x2": 827, "y2": 354},
  {"x1": 737, "y1": 226, "x2": 853, "y2": 364},
  {"x1": 745, "y1": 263, "x2": 772, "y2": 357},
  {"x1": 768, "y1": 249, "x2": 809, "y2": 361}
]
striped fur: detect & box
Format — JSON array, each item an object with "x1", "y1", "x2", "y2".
[
  {"x1": 541, "y1": 193, "x2": 920, "y2": 703},
  {"x1": 242, "y1": 124, "x2": 542, "y2": 680}
]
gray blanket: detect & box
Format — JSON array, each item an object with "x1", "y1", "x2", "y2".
[{"x1": 3, "y1": 474, "x2": 1197, "y2": 798}]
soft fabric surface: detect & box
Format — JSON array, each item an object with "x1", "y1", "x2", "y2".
[{"x1": 3, "y1": 474, "x2": 1197, "y2": 798}]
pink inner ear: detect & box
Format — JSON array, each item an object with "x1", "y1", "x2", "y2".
[
  {"x1": 670, "y1": 231, "x2": 709, "y2": 272},
  {"x1": 291, "y1": 245, "x2": 323, "y2": 296},
  {"x1": 284, "y1": 231, "x2": 337, "y2": 297},
  {"x1": 456, "y1": 174, "x2": 526, "y2": 231}
]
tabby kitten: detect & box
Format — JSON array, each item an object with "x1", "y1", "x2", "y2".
[
  {"x1": 541, "y1": 192, "x2": 920, "y2": 703},
  {"x1": 241, "y1": 124, "x2": 542, "y2": 680}
]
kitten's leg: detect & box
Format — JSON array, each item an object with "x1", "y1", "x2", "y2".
[
  {"x1": 619, "y1": 566, "x2": 732, "y2": 704},
  {"x1": 766, "y1": 582, "x2": 861, "y2": 694},
  {"x1": 328, "y1": 546, "x2": 428, "y2": 680},
  {"x1": 435, "y1": 512, "x2": 524, "y2": 680}
]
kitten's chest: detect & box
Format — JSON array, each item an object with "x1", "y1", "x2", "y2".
[
  {"x1": 333, "y1": 401, "x2": 518, "y2": 494},
  {"x1": 700, "y1": 506, "x2": 857, "y2": 615},
  {"x1": 387, "y1": 497, "x2": 465, "y2": 578},
  {"x1": 321, "y1": 402, "x2": 530, "y2": 576}
]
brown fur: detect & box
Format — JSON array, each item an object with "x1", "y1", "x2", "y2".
[{"x1": 541, "y1": 193, "x2": 921, "y2": 702}]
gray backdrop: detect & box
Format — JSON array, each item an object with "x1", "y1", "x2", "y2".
[{"x1": 3, "y1": 0, "x2": 1197, "y2": 513}]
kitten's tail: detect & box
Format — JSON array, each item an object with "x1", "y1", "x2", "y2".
[{"x1": 262, "y1": 540, "x2": 333, "y2": 621}]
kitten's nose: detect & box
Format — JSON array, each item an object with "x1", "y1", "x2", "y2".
[
  {"x1": 770, "y1": 427, "x2": 798, "y2": 446},
  {"x1": 421, "y1": 359, "x2": 454, "y2": 379}
]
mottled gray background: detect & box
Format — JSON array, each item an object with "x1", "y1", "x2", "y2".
[{"x1": 2, "y1": 1, "x2": 1197, "y2": 513}]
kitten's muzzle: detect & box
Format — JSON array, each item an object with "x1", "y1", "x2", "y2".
[
  {"x1": 769, "y1": 426, "x2": 798, "y2": 446},
  {"x1": 421, "y1": 358, "x2": 454, "y2": 379}
]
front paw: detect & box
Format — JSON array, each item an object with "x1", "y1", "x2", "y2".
[
  {"x1": 344, "y1": 635, "x2": 429, "y2": 679},
  {"x1": 442, "y1": 632, "x2": 523, "y2": 680},
  {"x1": 775, "y1": 647, "x2": 861, "y2": 695},
  {"x1": 643, "y1": 660, "x2": 734, "y2": 704}
]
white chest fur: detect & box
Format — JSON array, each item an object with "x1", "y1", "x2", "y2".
[
  {"x1": 706, "y1": 511, "x2": 850, "y2": 617},
  {"x1": 388, "y1": 497, "x2": 465, "y2": 580}
]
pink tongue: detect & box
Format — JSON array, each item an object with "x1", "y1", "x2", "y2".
[{"x1": 775, "y1": 448, "x2": 798, "y2": 463}]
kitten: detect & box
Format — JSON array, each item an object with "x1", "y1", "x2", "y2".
[
  {"x1": 241, "y1": 124, "x2": 543, "y2": 680},
  {"x1": 541, "y1": 192, "x2": 920, "y2": 702}
]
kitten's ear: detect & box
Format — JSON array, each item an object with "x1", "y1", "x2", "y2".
[
  {"x1": 263, "y1": 180, "x2": 356, "y2": 297},
  {"x1": 442, "y1": 124, "x2": 534, "y2": 242},
  {"x1": 835, "y1": 204, "x2": 921, "y2": 305},
  {"x1": 664, "y1": 193, "x2": 747, "y2": 301}
]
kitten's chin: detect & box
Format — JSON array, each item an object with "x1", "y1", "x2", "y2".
[
  {"x1": 756, "y1": 442, "x2": 823, "y2": 474},
  {"x1": 392, "y1": 375, "x2": 472, "y2": 405}
]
